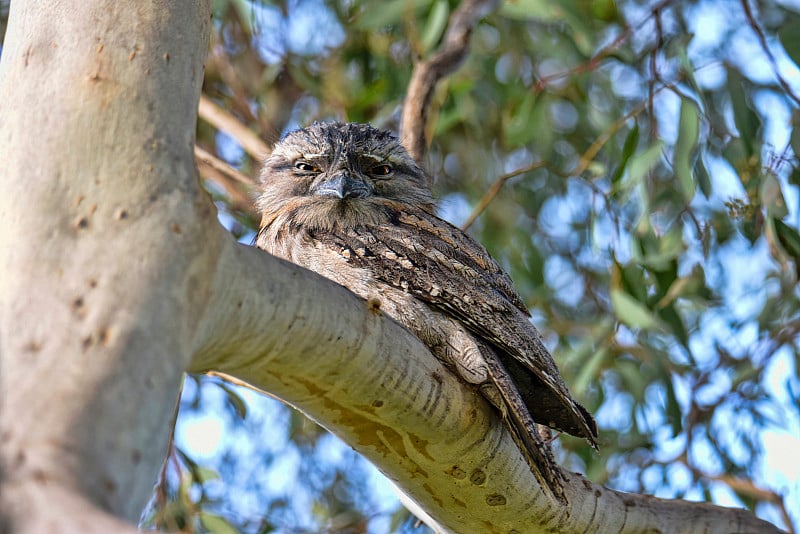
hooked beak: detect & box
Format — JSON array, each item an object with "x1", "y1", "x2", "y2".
[{"x1": 313, "y1": 173, "x2": 371, "y2": 199}]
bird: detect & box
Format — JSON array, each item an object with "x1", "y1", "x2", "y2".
[{"x1": 256, "y1": 121, "x2": 597, "y2": 500}]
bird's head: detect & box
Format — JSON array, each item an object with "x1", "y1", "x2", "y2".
[{"x1": 258, "y1": 122, "x2": 435, "y2": 232}]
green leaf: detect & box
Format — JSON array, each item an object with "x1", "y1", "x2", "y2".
[
  {"x1": 727, "y1": 68, "x2": 761, "y2": 159},
  {"x1": 611, "y1": 289, "x2": 657, "y2": 329},
  {"x1": 219, "y1": 383, "x2": 248, "y2": 419},
  {"x1": 651, "y1": 258, "x2": 678, "y2": 303},
  {"x1": 573, "y1": 347, "x2": 609, "y2": 397},
  {"x1": 591, "y1": 0, "x2": 619, "y2": 22},
  {"x1": 790, "y1": 110, "x2": 800, "y2": 163},
  {"x1": 503, "y1": 92, "x2": 538, "y2": 146},
  {"x1": 657, "y1": 303, "x2": 688, "y2": 347},
  {"x1": 774, "y1": 219, "x2": 800, "y2": 260},
  {"x1": 200, "y1": 513, "x2": 241, "y2": 534},
  {"x1": 617, "y1": 359, "x2": 648, "y2": 401},
  {"x1": 499, "y1": 0, "x2": 594, "y2": 54},
  {"x1": 567, "y1": 318, "x2": 615, "y2": 394},
  {"x1": 420, "y1": 0, "x2": 449, "y2": 54},
  {"x1": 610, "y1": 123, "x2": 640, "y2": 189},
  {"x1": 760, "y1": 172, "x2": 788, "y2": 218},
  {"x1": 695, "y1": 154, "x2": 712, "y2": 198},
  {"x1": 673, "y1": 98, "x2": 700, "y2": 203},
  {"x1": 175, "y1": 446, "x2": 200, "y2": 473},
  {"x1": 634, "y1": 225, "x2": 684, "y2": 271},
  {"x1": 669, "y1": 35, "x2": 703, "y2": 102},
  {"x1": 778, "y1": 13, "x2": 800, "y2": 69},
  {"x1": 656, "y1": 360, "x2": 683, "y2": 437},
  {"x1": 790, "y1": 166, "x2": 800, "y2": 188},
  {"x1": 356, "y1": 0, "x2": 429, "y2": 30},
  {"x1": 195, "y1": 467, "x2": 221, "y2": 483},
  {"x1": 231, "y1": 0, "x2": 257, "y2": 34},
  {"x1": 500, "y1": 0, "x2": 562, "y2": 22},
  {"x1": 625, "y1": 141, "x2": 664, "y2": 188},
  {"x1": 620, "y1": 263, "x2": 648, "y2": 303},
  {"x1": 657, "y1": 264, "x2": 709, "y2": 306}
]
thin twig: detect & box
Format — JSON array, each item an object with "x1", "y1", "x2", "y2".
[
  {"x1": 571, "y1": 99, "x2": 650, "y2": 178},
  {"x1": 461, "y1": 161, "x2": 550, "y2": 230},
  {"x1": 462, "y1": 0, "x2": 686, "y2": 229},
  {"x1": 195, "y1": 145, "x2": 256, "y2": 186},
  {"x1": 648, "y1": 7, "x2": 663, "y2": 138},
  {"x1": 400, "y1": 0, "x2": 501, "y2": 166},
  {"x1": 194, "y1": 146, "x2": 258, "y2": 217},
  {"x1": 682, "y1": 460, "x2": 797, "y2": 534},
  {"x1": 198, "y1": 94, "x2": 272, "y2": 160},
  {"x1": 740, "y1": 0, "x2": 800, "y2": 107},
  {"x1": 533, "y1": 0, "x2": 677, "y2": 93},
  {"x1": 461, "y1": 93, "x2": 658, "y2": 230}
]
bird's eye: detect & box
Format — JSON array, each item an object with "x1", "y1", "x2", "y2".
[
  {"x1": 294, "y1": 161, "x2": 318, "y2": 172},
  {"x1": 369, "y1": 164, "x2": 393, "y2": 177}
]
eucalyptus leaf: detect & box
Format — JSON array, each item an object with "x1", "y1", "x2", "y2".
[
  {"x1": 195, "y1": 466, "x2": 221, "y2": 483},
  {"x1": 774, "y1": 218, "x2": 800, "y2": 260},
  {"x1": 611, "y1": 289, "x2": 658, "y2": 329},
  {"x1": 356, "y1": 0, "x2": 429, "y2": 30},
  {"x1": 658, "y1": 360, "x2": 683, "y2": 437},
  {"x1": 500, "y1": 0, "x2": 562, "y2": 21},
  {"x1": 673, "y1": 98, "x2": 700, "y2": 203},
  {"x1": 727, "y1": 68, "x2": 762, "y2": 160},
  {"x1": 695, "y1": 155, "x2": 712, "y2": 198},
  {"x1": 573, "y1": 347, "x2": 609, "y2": 397},
  {"x1": 760, "y1": 172, "x2": 788, "y2": 219},
  {"x1": 658, "y1": 304, "x2": 689, "y2": 347},
  {"x1": 625, "y1": 141, "x2": 664, "y2": 189},
  {"x1": 421, "y1": 0, "x2": 449, "y2": 54},
  {"x1": 610, "y1": 122, "x2": 640, "y2": 189},
  {"x1": 219, "y1": 382, "x2": 249, "y2": 419},
  {"x1": 791, "y1": 110, "x2": 800, "y2": 162},
  {"x1": 200, "y1": 513, "x2": 241, "y2": 534},
  {"x1": 777, "y1": 13, "x2": 800, "y2": 69}
]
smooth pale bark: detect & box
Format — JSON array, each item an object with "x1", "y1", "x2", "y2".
[
  {"x1": 0, "y1": 1, "x2": 213, "y2": 532},
  {"x1": 0, "y1": 2, "x2": 783, "y2": 534}
]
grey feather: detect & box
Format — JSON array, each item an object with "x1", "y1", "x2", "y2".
[{"x1": 257, "y1": 122, "x2": 597, "y2": 501}]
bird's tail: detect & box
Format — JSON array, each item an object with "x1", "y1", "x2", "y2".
[{"x1": 482, "y1": 349, "x2": 567, "y2": 503}]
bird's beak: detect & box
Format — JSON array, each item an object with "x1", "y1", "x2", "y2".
[{"x1": 313, "y1": 173, "x2": 370, "y2": 199}]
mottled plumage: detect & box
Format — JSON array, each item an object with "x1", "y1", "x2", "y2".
[{"x1": 256, "y1": 122, "x2": 597, "y2": 500}]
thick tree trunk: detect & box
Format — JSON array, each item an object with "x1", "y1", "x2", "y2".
[
  {"x1": 0, "y1": 2, "x2": 783, "y2": 534},
  {"x1": 0, "y1": 2, "x2": 212, "y2": 531}
]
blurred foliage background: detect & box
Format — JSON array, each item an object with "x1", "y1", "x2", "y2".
[{"x1": 4, "y1": 0, "x2": 798, "y2": 531}]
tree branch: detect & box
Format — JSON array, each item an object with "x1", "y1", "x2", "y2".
[
  {"x1": 198, "y1": 94, "x2": 272, "y2": 160},
  {"x1": 740, "y1": 0, "x2": 800, "y2": 107},
  {"x1": 400, "y1": 0, "x2": 501, "y2": 166},
  {"x1": 187, "y1": 242, "x2": 784, "y2": 533},
  {"x1": 195, "y1": 145, "x2": 259, "y2": 217}
]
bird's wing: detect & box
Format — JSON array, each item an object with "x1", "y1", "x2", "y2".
[{"x1": 323, "y1": 204, "x2": 597, "y2": 445}]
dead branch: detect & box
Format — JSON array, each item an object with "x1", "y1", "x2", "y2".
[
  {"x1": 194, "y1": 146, "x2": 258, "y2": 217},
  {"x1": 198, "y1": 94, "x2": 272, "y2": 160},
  {"x1": 400, "y1": 0, "x2": 501, "y2": 166}
]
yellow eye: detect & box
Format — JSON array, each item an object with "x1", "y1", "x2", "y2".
[
  {"x1": 370, "y1": 164, "x2": 392, "y2": 176},
  {"x1": 295, "y1": 161, "x2": 318, "y2": 172}
]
